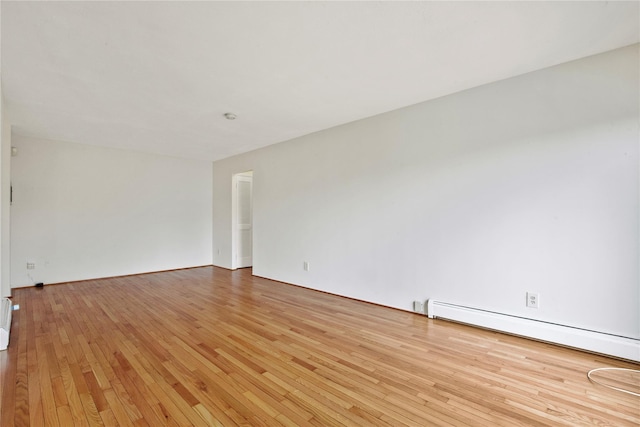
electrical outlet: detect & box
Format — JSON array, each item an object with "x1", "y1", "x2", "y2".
[
  {"x1": 12, "y1": 304, "x2": 19, "y2": 311},
  {"x1": 303, "y1": 261, "x2": 310, "y2": 271},
  {"x1": 526, "y1": 292, "x2": 539, "y2": 308},
  {"x1": 26, "y1": 262, "x2": 35, "y2": 270}
]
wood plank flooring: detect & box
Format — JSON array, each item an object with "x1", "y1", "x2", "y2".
[{"x1": 1, "y1": 266, "x2": 638, "y2": 426}]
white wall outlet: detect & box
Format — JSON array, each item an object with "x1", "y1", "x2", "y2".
[
  {"x1": 12, "y1": 304, "x2": 19, "y2": 311},
  {"x1": 413, "y1": 300, "x2": 425, "y2": 314},
  {"x1": 526, "y1": 292, "x2": 539, "y2": 308},
  {"x1": 26, "y1": 262, "x2": 35, "y2": 270},
  {"x1": 303, "y1": 261, "x2": 310, "y2": 271}
]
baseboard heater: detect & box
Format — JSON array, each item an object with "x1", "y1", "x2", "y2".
[
  {"x1": 426, "y1": 300, "x2": 639, "y2": 362},
  {"x1": 0, "y1": 297, "x2": 12, "y2": 351}
]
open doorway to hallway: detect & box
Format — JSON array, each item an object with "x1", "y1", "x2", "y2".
[{"x1": 231, "y1": 171, "x2": 253, "y2": 269}]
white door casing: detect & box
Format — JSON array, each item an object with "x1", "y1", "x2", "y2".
[{"x1": 232, "y1": 172, "x2": 253, "y2": 269}]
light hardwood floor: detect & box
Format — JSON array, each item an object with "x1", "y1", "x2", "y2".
[{"x1": 1, "y1": 267, "x2": 638, "y2": 426}]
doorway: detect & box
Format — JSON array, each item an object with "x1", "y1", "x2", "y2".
[{"x1": 232, "y1": 171, "x2": 253, "y2": 269}]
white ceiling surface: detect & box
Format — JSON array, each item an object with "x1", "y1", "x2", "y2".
[{"x1": 1, "y1": 2, "x2": 639, "y2": 162}]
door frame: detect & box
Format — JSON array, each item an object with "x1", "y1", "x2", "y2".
[{"x1": 231, "y1": 171, "x2": 253, "y2": 270}]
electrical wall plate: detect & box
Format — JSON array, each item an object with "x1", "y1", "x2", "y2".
[{"x1": 526, "y1": 292, "x2": 539, "y2": 308}]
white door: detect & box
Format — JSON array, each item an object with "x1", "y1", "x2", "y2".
[{"x1": 233, "y1": 173, "x2": 253, "y2": 268}]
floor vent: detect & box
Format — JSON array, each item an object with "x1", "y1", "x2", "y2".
[
  {"x1": 426, "y1": 299, "x2": 639, "y2": 362},
  {"x1": 0, "y1": 297, "x2": 12, "y2": 351}
]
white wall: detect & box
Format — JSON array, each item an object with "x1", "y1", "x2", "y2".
[
  {"x1": 0, "y1": 0, "x2": 7, "y2": 300},
  {"x1": 0, "y1": 95, "x2": 11, "y2": 298},
  {"x1": 213, "y1": 45, "x2": 639, "y2": 341},
  {"x1": 11, "y1": 136, "x2": 213, "y2": 287}
]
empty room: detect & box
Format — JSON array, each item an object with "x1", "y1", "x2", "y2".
[{"x1": 0, "y1": 1, "x2": 638, "y2": 426}]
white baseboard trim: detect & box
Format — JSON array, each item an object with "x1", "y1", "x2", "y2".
[{"x1": 426, "y1": 300, "x2": 639, "y2": 362}]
